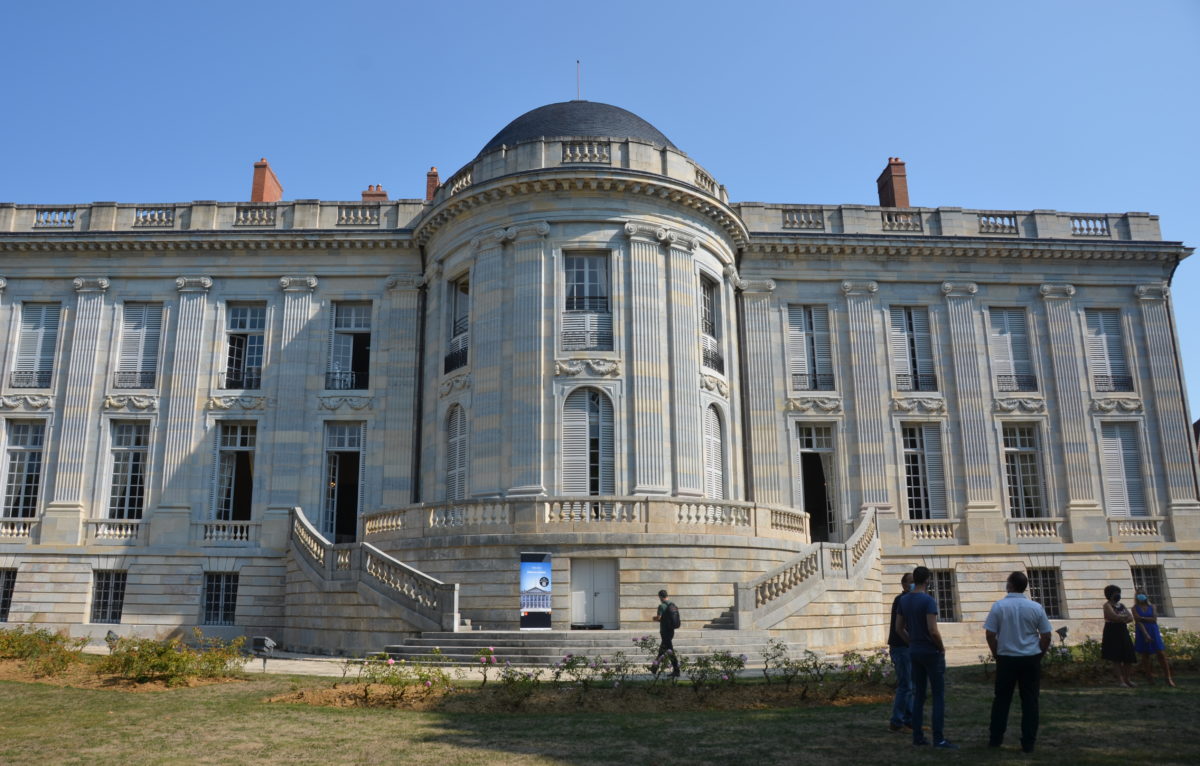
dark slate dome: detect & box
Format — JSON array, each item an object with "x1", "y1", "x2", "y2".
[{"x1": 480, "y1": 100, "x2": 677, "y2": 154}]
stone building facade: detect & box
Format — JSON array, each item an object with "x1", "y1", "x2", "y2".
[{"x1": 0, "y1": 101, "x2": 1197, "y2": 654}]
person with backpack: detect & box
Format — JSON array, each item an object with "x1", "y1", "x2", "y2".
[{"x1": 653, "y1": 588, "x2": 681, "y2": 678}]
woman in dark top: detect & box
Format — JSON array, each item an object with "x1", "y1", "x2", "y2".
[
  {"x1": 1101, "y1": 584, "x2": 1136, "y2": 688},
  {"x1": 1132, "y1": 586, "x2": 1175, "y2": 687}
]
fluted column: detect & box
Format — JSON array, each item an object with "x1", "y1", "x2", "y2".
[
  {"x1": 470, "y1": 229, "x2": 507, "y2": 497},
  {"x1": 267, "y1": 276, "x2": 317, "y2": 514},
  {"x1": 1041, "y1": 283, "x2": 1104, "y2": 541},
  {"x1": 843, "y1": 280, "x2": 890, "y2": 507},
  {"x1": 1136, "y1": 283, "x2": 1200, "y2": 538},
  {"x1": 508, "y1": 222, "x2": 549, "y2": 495},
  {"x1": 624, "y1": 223, "x2": 670, "y2": 494},
  {"x1": 666, "y1": 233, "x2": 703, "y2": 496},
  {"x1": 740, "y1": 278, "x2": 784, "y2": 504},
  {"x1": 158, "y1": 276, "x2": 212, "y2": 510},
  {"x1": 381, "y1": 273, "x2": 422, "y2": 507},
  {"x1": 43, "y1": 277, "x2": 110, "y2": 544}
]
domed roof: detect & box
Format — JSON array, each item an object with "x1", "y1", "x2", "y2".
[{"x1": 480, "y1": 100, "x2": 676, "y2": 154}]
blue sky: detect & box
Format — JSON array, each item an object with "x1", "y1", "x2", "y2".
[{"x1": 3, "y1": 0, "x2": 1199, "y2": 411}]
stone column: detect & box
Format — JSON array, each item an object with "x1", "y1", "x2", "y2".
[
  {"x1": 740, "y1": 278, "x2": 785, "y2": 505},
  {"x1": 469, "y1": 229, "x2": 507, "y2": 498},
  {"x1": 0, "y1": 278, "x2": 9, "y2": 379},
  {"x1": 43, "y1": 277, "x2": 110, "y2": 544},
  {"x1": 666, "y1": 233, "x2": 703, "y2": 496},
  {"x1": 507, "y1": 222, "x2": 549, "y2": 496},
  {"x1": 266, "y1": 276, "x2": 317, "y2": 518},
  {"x1": 1136, "y1": 283, "x2": 1200, "y2": 539},
  {"x1": 624, "y1": 223, "x2": 670, "y2": 494},
  {"x1": 380, "y1": 273, "x2": 423, "y2": 508},
  {"x1": 158, "y1": 276, "x2": 212, "y2": 512},
  {"x1": 1041, "y1": 283, "x2": 1104, "y2": 541},
  {"x1": 842, "y1": 280, "x2": 890, "y2": 508},
  {"x1": 942, "y1": 281, "x2": 1003, "y2": 543}
]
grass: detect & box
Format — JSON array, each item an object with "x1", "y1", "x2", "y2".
[{"x1": 2, "y1": 666, "x2": 1198, "y2": 765}]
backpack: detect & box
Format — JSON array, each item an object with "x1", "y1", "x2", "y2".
[{"x1": 664, "y1": 601, "x2": 681, "y2": 630}]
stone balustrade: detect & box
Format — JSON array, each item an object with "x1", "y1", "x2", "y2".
[
  {"x1": 196, "y1": 521, "x2": 259, "y2": 545},
  {"x1": 84, "y1": 519, "x2": 144, "y2": 544},
  {"x1": 1006, "y1": 518, "x2": 1064, "y2": 542},
  {"x1": 1108, "y1": 516, "x2": 1164, "y2": 540},
  {"x1": 901, "y1": 519, "x2": 961, "y2": 545},
  {"x1": 0, "y1": 519, "x2": 37, "y2": 539}
]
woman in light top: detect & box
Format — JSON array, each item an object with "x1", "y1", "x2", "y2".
[
  {"x1": 1132, "y1": 586, "x2": 1176, "y2": 687},
  {"x1": 1100, "y1": 584, "x2": 1137, "y2": 688}
]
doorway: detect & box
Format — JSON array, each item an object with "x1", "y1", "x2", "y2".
[
  {"x1": 570, "y1": 558, "x2": 618, "y2": 628},
  {"x1": 800, "y1": 452, "x2": 832, "y2": 542}
]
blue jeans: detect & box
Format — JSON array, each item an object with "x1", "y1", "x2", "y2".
[
  {"x1": 909, "y1": 648, "x2": 946, "y2": 744},
  {"x1": 889, "y1": 646, "x2": 913, "y2": 727}
]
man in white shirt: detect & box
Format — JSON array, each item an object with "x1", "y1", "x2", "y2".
[{"x1": 983, "y1": 570, "x2": 1052, "y2": 754}]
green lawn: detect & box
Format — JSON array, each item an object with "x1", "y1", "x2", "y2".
[{"x1": 3, "y1": 668, "x2": 1197, "y2": 765}]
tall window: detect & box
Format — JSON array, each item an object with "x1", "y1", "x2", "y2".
[
  {"x1": 203, "y1": 572, "x2": 238, "y2": 625},
  {"x1": 108, "y1": 422, "x2": 149, "y2": 519},
  {"x1": 562, "y1": 388, "x2": 614, "y2": 516},
  {"x1": 889, "y1": 306, "x2": 936, "y2": 391},
  {"x1": 443, "y1": 277, "x2": 470, "y2": 374},
  {"x1": 562, "y1": 254, "x2": 612, "y2": 351},
  {"x1": 699, "y1": 276, "x2": 723, "y2": 373},
  {"x1": 794, "y1": 424, "x2": 835, "y2": 542},
  {"x1": 324, "y1": 422, "x2": 363, "y2": 542},
  {"x1": 1131, "y1": 566, "x2": 1169, "y2": 617},
  {"x1": 1085, "y1": 309, "x2": 1133, "y2": 392},
  {"x1": 214, "y1": 423, "x2": 256, "y2": 521},
  {"x1": 327, "y1": 302, "x2": 371, "y2": 390},
  {"x1": 0, "y1": 569, "x2": 15, "y2": 622},
  {"x1": 930, "y1": 570, "x2": 958, "y2": 622},
  {"x1": 1027, "y1": 568, "x2": 1064, "y2": 619},
  {"x1": 703, "y1": 405, "x2": 726, "y2": 500},
  {"x1": 10, "y1": 302, "x2": 60, "y2": 388},
  {"x1": 989, "y1": 307, "x2": 1036, "y2": 392},
  {"x1": 90, "y1": 570, "x2": 127, "y2": 624},
  {"x1": 223, "y1": 304, "x2": 265, "y2": 390},
  {"x1": 1003, "y1": 424, "x2": 1045, "y2": 518},
  {"x1": 1100, "y1": 422, "x2": 1146, "y2": 517},
  {"x1": 114, "y1": 302, "x2": 163, "y2": 389},
  {"x1": 445, "y1": 405, "x2": 468, "y2": 506},
  {"x1": 3, "y1": 421, "x2": 44, "y2": 518},
  {"x1": 787, "y1": 305, "x2": 833, "y2": 391},
  {"x1": 902, "y1": 424, "x2": 946, "y2": 519}
]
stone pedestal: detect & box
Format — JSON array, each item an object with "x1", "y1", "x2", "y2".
[
  {"x1": 148, "y1": 506, "x2": 192, "y2": 547},
  {"x1": 1066, "y1": 503, "x2": 1109, "y2": 543},
  {"x1": 39, "y1": 503, "x2": 84, "y2": 545},
  {"x1": 963, "y1": 506, "x2": 1007, "y2": 545}
]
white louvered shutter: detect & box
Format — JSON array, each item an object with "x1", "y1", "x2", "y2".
[
  {"x1": 989, "y1": 308, "x2": 1016, "y2": 379},
  {"x1": 889, "y1": 306, "x2": 913, "y2": 383},
  {"x1": 14, "y1": 303, "x2": 60, "y2": 382},
  {"x1": 922, "y1": 424, "x2": 947, "y2": 519},
  {"x1": 810, "y1": 305, "x2": 832, "y2": 385},
  {"x1": 787, "y1": 306, "x2": 810, "y2": 386},
  {"x1": 1101, "y1": 422, "x2": 1146, "y2": 517},
  {"x1": 911, "y1": 308, "x2": 935, "y2": 382},
  {"x1": 118, "y1": 303, "x2": 163, "y2": 373},
  {"x1": 1086, "y1": 309, "x2": 1129, "y2": 380},
  {"x1": 562, "y1": 390, "x2": 590, "y2": 494},
  {"x1": 703, "y1": 405, "x2": 725, "y2": 499},
  {"x1": 446, "y1": 406, "x2": 467, "y2": 501},
  {"x1": 597, "y1": 392, "x2": 614, "y2": 496},
  {"x1": 1007, "y1": 310, "x2": 1033, "y2": 380}
]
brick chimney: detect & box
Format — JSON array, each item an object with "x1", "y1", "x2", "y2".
[
  {"x1": 425, "y1": 166, "x2": 440, "y2": 202},
  {"x1": 361, "y1": 184, "x2": 389, "y2": 201},
  {"x1": 250, "y1": 158, "x2": 283, "y2": 203},
  {"x1": 876, "y1": 157, "x2": 909, "y2": 208}
]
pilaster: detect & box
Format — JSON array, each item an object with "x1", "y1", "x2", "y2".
[
  {"x1": 507, "y1": 222, "x2": 550, "y2": 495},
  {"x1": 469, "y1": 229, "x2": 507, "y2": 497},
  {"x1": 842, "y1": 280, "x2": 889, "y2": 507},
  {"x1": 624, "y1": 223, "x2": 670, "y2": 494},
  {"x1": 158, "y1": 276, "x2": 212, "y2": 512},
  {"x1": 739, "y1": 276, "x2": 784, "y2": 504},
  {"x1": 381, "y1": 273, "x2": 423, "y2": 506},
  {"x1": 666, "y1": 232, "x2": 703, "y2": 496},
  {"x1": 267, "y1": 276, "x2": 317, "y2": 514}
]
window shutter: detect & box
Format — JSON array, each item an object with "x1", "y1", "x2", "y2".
[
  {"x1": 989, "y1": 308, "x2": 1015, "y2": 378},
  {"x1": 810, "y1": 306, "x2": 832, "y2": 381},
  {"x1": 562, "y1": 390, "x2": 590, "y2": 495},
  {"x1": 1101, "y1": 423, "x2": 1145, "y2": 517},
  {"x1": 703, "y1": 405, "x2": 725, "y2": 499},
  {"x1": 327, "y1": 306, "x2": 340, "y2": 374},
  {"x1": 911, "y1": 308, "x2": 935, "y2": 379},
  {"x1": 446, "y1": 406, "x2": 467, "y2": 501},
  {"x1": 357, "y1": 422, "x2": 367, "y2": 517},
  {"x1": 15, "y1": 303, "x2": 60, "y2": 376},
  {"x1": 1007, "y1": 310, "x2": 1033, "y2": 379},
  {"x1": 889, "y1": 307, "x2": 912, "y2": 380},
  {"x1": 1085, "y1": 309, "x2": 1113, "y2": 378},
  {"x1": 1100, "y1": 311, "x2": 1129, "y2": 378},
  {"x1": 786, "y1": 306, "x2": 810, "y2": 382},
  {"x1": 922, "y1": 424, "x2": 947, "y2": 519},
  {"x1": 597, "y1": 392, "x2": 614, "y2": 496},
  {"x1": 118, "y1": 303, "x2": 162, "y2": 373}
]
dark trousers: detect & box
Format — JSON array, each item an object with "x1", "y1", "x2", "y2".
[
  {"x1": 990, "y1": 654, "x2": 1042, "y2": 749},
  {"x1": 909, "y1": 648, "x2": 946, "y2": 744},
  {"x1": 657, "y1": 632, "x2": 680, "y2": 675}
]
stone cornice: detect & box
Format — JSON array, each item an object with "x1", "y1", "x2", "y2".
[
  {"x1": 743, "y1": 235, "x2": 1185, "y2": 263},
  {"x1": 0, "y1": 233, "x2": 415, "y2": 253}
]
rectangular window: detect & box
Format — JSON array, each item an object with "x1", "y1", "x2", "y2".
[
  {"x1": 787, "y1": 305, "x2": 834, "y2": 391},
  {"x1": 929, "y1": 569, "x2": 958, "y2": 622},
  {"x1": 1100, "y1": 422, "x2": 1146, "y2": 517},
  {"x1": 1003, "y1": 424, "x2": 1045, "y2": 518},
  {"x1": 1085, "y1": 309, "x2": 1133, "y2": 392},
  {"x1": 214, "y1": 423, "x2": 256, "y2": 521},
  {"x1": 10, "y1": 302, "x2": 60, "y2": 388},
  {"x1": 989, "y1": 307, "x2": 1036, "y2": 392},
  {"x1": 223, "y1": 304, "x2": 265, "y2": 390},
  {"x1": 445, "y1": 278, "x2": 470, "y2": 373},
  {"x1": 114, "y1": 302, "x2": 163, "y2": 389},
  {"x1": 203, "y1": 572, "x2": 239, "y2": 625},
  {"x1": 324, "y1": 423, "x2": 364, "y2": 543},
  {"x1": 3, "y1": 421, "x2": 45, "y2": 518},
  {"x1": 699, "y1": 276, "x2": 723, "y2": 373},
  {"x1": 90, "y1": 570, "x2": 127, "y2": 624},
  {"x1": 0, "y1": 569, "x2": 15, "y2": 622},
  {"x1": 108, "y1": 422, "x2": 150, "y2": 519},
  {"x1": 1131, "y1": 566, "x2": 1170, "y2": 617},
  {"x1": 889, "y1": 306, "x2": 937, "y2": 391},
  {"x1": 902, "y1": 424, "x2": 946, "y2": 519},
  {"x1": 562, "y1": 254, "x2": 613, "y2": 352},
  {"x1": 327, "y1": 302, "x2": 371, "y2": 390},
  {"x1": 794, "y1": 424, "x2": 835, "y2": 542},
  {"x1": 1027, "y1": 568, "x2": 1064, "y2": 619}
]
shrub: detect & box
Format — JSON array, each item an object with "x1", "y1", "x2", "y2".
[
  {"x1": 98, "y1": 629, "x2": 245, "y2": 686},
  {"x1": 496, "y1": 662, "x2": 542, "y2": 710},
  {"x1": 0, "y1": 626, "x2": 88, "y2": 677}
]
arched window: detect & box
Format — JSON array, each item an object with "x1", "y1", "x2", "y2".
[
  {"x1": 562, "y1": 388, "x2": 614, "y2": 516},
  {"x1": 703, "y1": 405, "x2": 726, "y2": 500},
  {"x1": 445, "y1": 405, "x2": 468, "y2": 505}
]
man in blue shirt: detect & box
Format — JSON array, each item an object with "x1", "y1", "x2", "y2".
[
  {"x1": 887, "y1": 572, "x2": 914, "y2": 732},
  {"x1": 896, "y1": 565, "x2": 957, "y2": 749},
  {"x1": 983, "y1": 571, "x2": 1052, "y2": 754}
]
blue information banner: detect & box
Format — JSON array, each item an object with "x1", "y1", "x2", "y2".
[{"x1": 519, "y1": 552, "x2": 552, "y2": 630}]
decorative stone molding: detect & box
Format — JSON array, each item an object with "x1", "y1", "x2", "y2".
[
  {"x1": 470, "y1": 228, "x2": 507, "y2": 250},
  {"x1": 891, "y1": 397, "x2": 946, "y2": 414},
  {"x1": 841, "y1": 280, "x2": 879, "y2": 295},
  {"x1": 438, "y1": 374, "x2": 472, "y2": 397},
  {"x1": 175, "y1": 276, "x2": 213, "y2": 292},
  {"x1": 1039, "y1": 283, "x2": 1076, "y2": 299},
  {"x1": 1135, "y1": 283, "x2": 1169, "y2": 301},
  {"x1": 623, "y1": 222, "x2": 664, "y2": 241},
  {"x1": 786, "y1": 397, "x2": 842, "y2": 414},
  {"x1": 505, "y1": 221, "x2": 550, "y2": 241},
  {"x1": 941, "y1": 281, "x2": 978, "y2": 297},
  {"x1": 3, "y1": 237, "x2": 414, "y2": 254},
  {"x1": 207, "y1": 396, "x2": 267, "y2": 411},
  {"x1": 318, "y1": 396, "x2": 373, "y2": 411},
  {"x1": 73, "y1": 277, "x2": 110, "y2": 292},
  {"x1": 0, "y1": 395, "x2": 51, "y2": 410},
  {"x1": 994, "y1": 398, "x2": 1046, "y2": 414},
  {"x1": 423, "y1": 262, "x2": 442, "y2": 285},
  {"x1": 279, "y1": 275, "x2": 318, "y2": 292},
  {"x1": 700, "y1": 374, "x2": 728, "y2": 397},
  {"x1": 386, "y1": 273, "x2": 422, "y2": 290},
  {"x1": 660, "y1": 230, "x2": 698, "y2": 251},
  {"x1": 1092, "y1": 398, "x2": 1144, "y2": 413},
  {"x1": 555, "y1": 360, "x2": 621, "y2": 377},
  {"x1": 737, "y1": 278, "x2": 777, "y2": 293},
  {"x1": 104, "y1": 395, "x2": 158, "y2": 411}
]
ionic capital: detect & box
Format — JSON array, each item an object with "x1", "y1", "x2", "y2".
[
  {"x1": 279, "y1": 275, "x2": 318, "y2": 292},
  {"x1": 73, "y1": 276, "x2": 111, "y2": 293},
  {"x1": 175, "y1": 276, "x2": 213, "y2": 293},
  {"x1": 941, "y1": 281, "x2": 978, "y2": 297},
  {"x1": 841, "y1": 280, "x2": 878, "y2": 296},
  {"x1": 1039, "y1": 283, "x2": 1075, "y2": 299},
  {"x1": 1135, "y1": 283, "x2": 1169, "y2": 301}
]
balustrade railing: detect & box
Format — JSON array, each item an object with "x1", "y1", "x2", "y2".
[
  {"x1": 561, "y1": 141, "x2": 611, "y2": 163},
  {"x1": 336, "y1": 205, "x2": 380, "y2": 225},
  {"x1": 882, "y1": 211, "x2": 922, "y2": 231},
  {"x1": 362, "y1": 543, "x2": 458, "y2": 629},
  {"x1": 86, "y1": 519, "x2": 142, "y2": 542},
  {"x1": 792, "y1": 373, "x2": 835, "y2": 391},
  {"x1": 0, "y1": 519, "x2": 37, "y2": 538},
  {"x1": 291, "y1": 510, "x2": 327, "y2": 568},
  {"x1": 545, "y1": 498, "x2": 643, "y2": 523},
  {"x1": 133, "y1": 207, "x2": 175, "y2": 227},
  {"x1": 9, "y1": 370, "x2": 52, "y2": 388},
  {"x1": 700, "y1": 335, "x2": 724, "y2": 374},
  {"x1": 995, "y1": 374, "x2": 1038, "y2": 392},
  {"x1": 1093, "y1": 374, "x2": 1135, "y2": 392},
  {"x1": 769, "y1": 507, "x2": 808, "y2": 535},
  {"x1": 431, "y1": 502, "x2": 513, "y2": 527},
  {"x1": 325, "y1": 370, "x2": 368, "y2": 390},
  {"x1": 234, "y1": 205, "x2": 276, "y2": 227},
  {"x1": 1006, "y1": 518, "x2": 1063, "y2": 541},
  {"x1": 694, "y1": 167, "x2": 717, "y2": 194},
  {"x1": 112, "y1": 370, "x2": 157, "y2": 389},
  {"x1": 1071, "y1": 216, "x2": 1110, "y2": 236},
  {"x1": 200, "y1": 521, "x2": 255, "y2": 544},
  {"x1": 676, "y1": 501, "x2": 750, "y2": 526},
  {"x1": 895, "y1": 373, "x2": 938, "y2": 392},
  {"x1": 220, "y1": 367, "x2": 262, "y2": 390},
  {"x1": 447, "y1": 169, "x2": 472, "y2": 195},
  {"x1": 901, "y1": 519, "x2": 960, "y2": 544},
  {"x1": 1109, "y1": 517, "x2": 1163, "y2": 539},
  {"x1": 33, "y1": 208, "x2": 76, "y2": 228},
  {"x1": 782, "y1": 208, "x2": 824, "y2": 230},
  {"x1": 752, "y1": 549, "x2": 819, "y2": 608},
  {"x1": 978, "y1": 213, "x2": 1018, "y2": 234}
]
